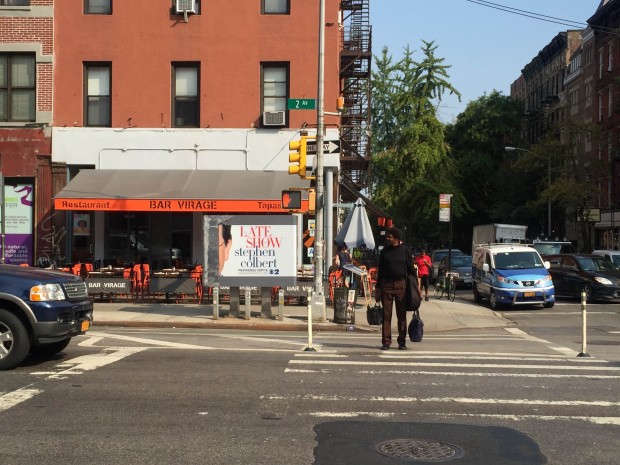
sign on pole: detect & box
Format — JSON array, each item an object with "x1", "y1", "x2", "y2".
[
  {"x1": 306, "y1": 140, "x2": 340, "y2": 155},
  {"x1": 287, "y1": 98, "x2": 316, "y2": 110},
  {"x1": 439, "y1": 194, "x2": 452, "y2": 222}
]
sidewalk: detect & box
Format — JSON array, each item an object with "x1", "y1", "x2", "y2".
[{"x1": 92, "y1": 296, "x2": 513, "y2": 333}]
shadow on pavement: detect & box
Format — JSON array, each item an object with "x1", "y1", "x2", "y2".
[{"x1": 313, "y1": 421, "x2": 546, "y2": 465}]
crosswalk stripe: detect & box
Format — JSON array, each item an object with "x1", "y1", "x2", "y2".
[
  {"x1": 287, "y1": 359, "x2": 620, "y2": 371},
  {"x1": 283, "y1": 368, "x2": 620, "y2": 379},
  {"x1": 261, "y1": 393, "x2": 620, "y2": 407}
]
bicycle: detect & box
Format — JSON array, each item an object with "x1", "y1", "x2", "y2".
[{"x1": 433, "y1": 271, "x2": 457, "y2": 302}]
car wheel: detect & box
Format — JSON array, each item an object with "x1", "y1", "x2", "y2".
[
  {"x1": 473, "y1": 284, "x2": 482, "y2": 303},
  {"x1": 543, "y1": 302, "x2": 555, "y2": 308},
  {"x1": 29, "y1": 338, "x2": 71, "y2": 358},
  {"x1": 0, "y1": 309, "x2": 30, "y2": 370},
  {"x1": 489, "y1": 290, "x2": 499, "y2": 309}
]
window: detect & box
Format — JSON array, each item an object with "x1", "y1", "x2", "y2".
[
  {"x1": 262, "y1": 0, "x2": 289, "y2": 14},
  {"x1": 609, "y1": 87, "x2": 613, "y2": 117},
  {"x1": 85, "y1": 0, "x2": 111, "y2": 14},
  {"x1": 84, "y1": 64, "x2": 111, "y2": 127},
  {"x1": 261, "y1": 63, "x2": 288, "y2": 113},
  {"x1": 585, "y1": 80, "x2": 592, "y2": 108},
  {"x1": 172, "y1": 64, "x2": 199, "y2": 127},
  {"x1": 0, "y1": 0, "x2": 29, "y2": 5},
  {"x1": 570, "y1": 90, "x2": 578, "y2": 115},
  {"x1": 0, "y1": 54, "x2": 35, "y2": 122},
  {"x1": 609, "y1": 44, "x2": 614, "y2": 72}
]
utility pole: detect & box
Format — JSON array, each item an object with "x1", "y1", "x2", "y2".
[{"x1": 311, "y1": 0, "x2": 326, "y2": 321}]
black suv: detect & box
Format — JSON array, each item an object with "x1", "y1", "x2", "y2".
[{"x1": 0, "y1": 265, "x2": 93, "y2": 370}]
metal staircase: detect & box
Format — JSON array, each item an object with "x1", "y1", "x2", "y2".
[{"x1": 339, "y1": 0, "x2": 372, "y2": 194}]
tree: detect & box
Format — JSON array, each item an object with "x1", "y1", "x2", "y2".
[
  {"x1": 512, "y1": 120, "x2": 605, "y2": 250},
  {"x1": 370, "y1": 42, "x2": 461, "y2": 246},
  {"x1": 445, "y1": 91, "x2": 524, "y2": 250}
]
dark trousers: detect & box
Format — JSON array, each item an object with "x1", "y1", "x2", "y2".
[{"x1": 379, "y1": 279, "x2": 407, "y2": 347}]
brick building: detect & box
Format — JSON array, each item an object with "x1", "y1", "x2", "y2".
[{"x1": 0, "y1": 0, "x2": 54, "y2": 265}]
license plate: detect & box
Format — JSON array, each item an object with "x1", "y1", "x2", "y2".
[
  {"x1": 81, "y1": 320, "x2": 91, "y2": 332},
  {"x1": 524, "y1": 292, "x2": 535, "y2": 297}
]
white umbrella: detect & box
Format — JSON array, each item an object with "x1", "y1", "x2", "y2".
[{"x1": 335, "y1": 198, "x2": 375, "y2": 250}]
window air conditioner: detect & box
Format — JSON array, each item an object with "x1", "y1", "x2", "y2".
[
  {"x1": 175, "y1": 0, "x2": 197, "y2": 15},
  {"x1": 262, "y1": 111, "x2": 286, "y2": 127}
]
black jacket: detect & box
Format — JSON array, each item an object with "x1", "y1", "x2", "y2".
[{"x1": 376, "y1": 244, "x2": 415, "y2": 287}]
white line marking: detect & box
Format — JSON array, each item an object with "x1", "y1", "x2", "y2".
[
  {"x1": 305, "y1": 411, "x2": 394, "y2": 418},
  {"x1": 378, "y1": 354, "x2": 607, "y2": 363},
  {"x1": 287, "y1": 360, "x2": 620, "y2": 371},
  {"x1": 294, "y1": 353, "x2": 348, "y2": 358},
  {"x1": 504, "y1": 327, "x2": 581, "y2": 355},
  {"x1": 0, "y1": 388, "x2": 43, "y2": 413},
  {"x1": 283, "y1": 368, "x2": 620, "y2": 379},
  {"x1": 421, "y1": 412, "x2": 620, "y2": 426},
  {"x1": 77, "y1": 336, "x2": 103, "y2": 347},
  {"x1": 261, "y1": 393, "x2": 620, "y2": 407},
  {"x1": 300, "y1": 411, "x2": 620, "y2": 425}
]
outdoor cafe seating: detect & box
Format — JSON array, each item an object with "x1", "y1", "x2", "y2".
[{"x1": 64, "y1": 262, "x2": 204, "y2": 303}]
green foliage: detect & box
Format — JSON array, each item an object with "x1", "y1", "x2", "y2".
[{"x1": 370, "y1": 42, "x2": 461, "y2": 246}]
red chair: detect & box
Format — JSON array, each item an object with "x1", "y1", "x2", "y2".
[
  {"x1": 142, "y1": 263, "x2": 151, "y2": 299},
  {"x1": 328, "y1": 269, "x2": 343, "y2": 302},
  {"x1": 190, "y1": 265, "x2": 203, "y2": 303},
  {"x1": 368, "y1": 267, "x2": 378, "y2": 296},
  {"x1": 132, "y1": 264, "x2": 143, "y2": 301}
]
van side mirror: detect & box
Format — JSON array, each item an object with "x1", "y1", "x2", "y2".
[
  {"x1": 544, "y1": 261, "x2": 550, "y2": 269},
  {"x1": 482, "y1": 263, "x2": 489, "y2": 272}
]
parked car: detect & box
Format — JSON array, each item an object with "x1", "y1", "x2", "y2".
[
  {"x1": 0, "y1": 265, "x2": 93, "y2": 370},
  {"x1": 430, "y1": 248, "x2": 463, "y2": 283},
  {"x1": 472, "y1": 244, "x2": 555, "y2": 309},
  {"x1": 531, "y1": 240, "x2": 574, "y2": 257},
  {"x1": 591, "y1": 249, "x2": 620, "y2": 267},
  {"x1": 546, "y1": 253, "x2": 620, "y2": 303},
  {"x1": 438, "y1": 254, "x2": 473, "y2": 288}
]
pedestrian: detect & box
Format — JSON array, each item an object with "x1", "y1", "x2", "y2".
[
  {"x1": 375, "y1": 227, "x2": 416, "y2": 350},
  {"x1": 414, "y1": 248, "x2": 432, "y2": 301},
  {"x1": 336, "y1": 245, "x2": 352, "y2": 270}
]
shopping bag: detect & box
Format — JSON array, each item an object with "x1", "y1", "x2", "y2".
[
  {"x1": 408, "y1": 309, "x2": 424, "y2": 342},
  {"x1": 366, "y1": 302, "x2": 383, "y2": 325}
]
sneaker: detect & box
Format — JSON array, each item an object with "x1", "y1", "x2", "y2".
[
  {"x1": 425, "y1": 296, "x2": 429, "y2": 301},
  {"x1": 380, "y1": 344, "x2": 390, "y2": 350},
  {"x1": 398, "y1": 344, "x2": 407, "y2": 350}
]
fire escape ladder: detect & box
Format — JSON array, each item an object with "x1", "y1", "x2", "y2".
[{"x1": 339, "y1": 0, "x2": 371, "y2": 191}]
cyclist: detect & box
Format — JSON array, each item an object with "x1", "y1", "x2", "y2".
[{"x1": 414, "y1": 248, "x2": 432, "y2": 301}]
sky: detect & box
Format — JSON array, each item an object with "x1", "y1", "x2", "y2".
[{"x1": 369, "y1": 0, "x2": 602, "y2": 122}]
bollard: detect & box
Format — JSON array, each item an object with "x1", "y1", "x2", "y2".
[
  {"x1": 304, "y1": 291, "x2": 316, "y2": 352},
  {"x1": 577, "y1": 290, "x2": 590, "y2": 357},
  {"x1": 244, "y1": 288, "x2": 251, "y2": 320},
  {"x1": 278, "y1": 289, "x2": 284, "y2": 321},
  {"x1": 212, "y1": 287, "x2": 219, "y2": 320}
]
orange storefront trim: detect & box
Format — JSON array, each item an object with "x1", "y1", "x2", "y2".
[{"x1": 54, "y1": 198, "x2": 309, "y2": 213}]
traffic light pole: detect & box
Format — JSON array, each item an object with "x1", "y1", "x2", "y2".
[{"x1": 310, "y1": 0, "x2": 327, "y2": 324}]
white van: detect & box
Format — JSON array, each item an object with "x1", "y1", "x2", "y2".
[
  {"x1": 472, "y1": 244, "x2": 555, "y2": 309},
  {"x1": 591, "y1": 250, "x2": 620, "y2": 267}
]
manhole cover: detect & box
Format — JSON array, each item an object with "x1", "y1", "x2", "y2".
[{"x1": 375, "y1": 439, "x2": 464, "y2": 462}]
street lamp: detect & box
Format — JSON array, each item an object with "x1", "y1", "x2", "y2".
[{"x1": 505, "y1": 146, "x2": 551, "y2": 237}]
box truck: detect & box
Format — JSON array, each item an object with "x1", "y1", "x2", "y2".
[{"x1": 472, "y1": 224, "x2": 528, "y2": 253}]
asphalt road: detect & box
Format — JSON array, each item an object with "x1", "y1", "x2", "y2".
[{"x1": 0, "y1": 296, "x2": 618, "y2": 464}]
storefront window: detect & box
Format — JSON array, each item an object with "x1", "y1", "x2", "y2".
[{"x1": 104, "y1": 212, "x2": 191, "y2": 268}]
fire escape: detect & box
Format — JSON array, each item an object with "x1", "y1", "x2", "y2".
[{"x1": 339, "y1": 0, "x2": 371, "y2": 199}]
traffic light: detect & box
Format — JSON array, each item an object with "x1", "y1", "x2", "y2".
[{"x1": 288, "y1": 136, "x2": 307, "y2": 178}]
